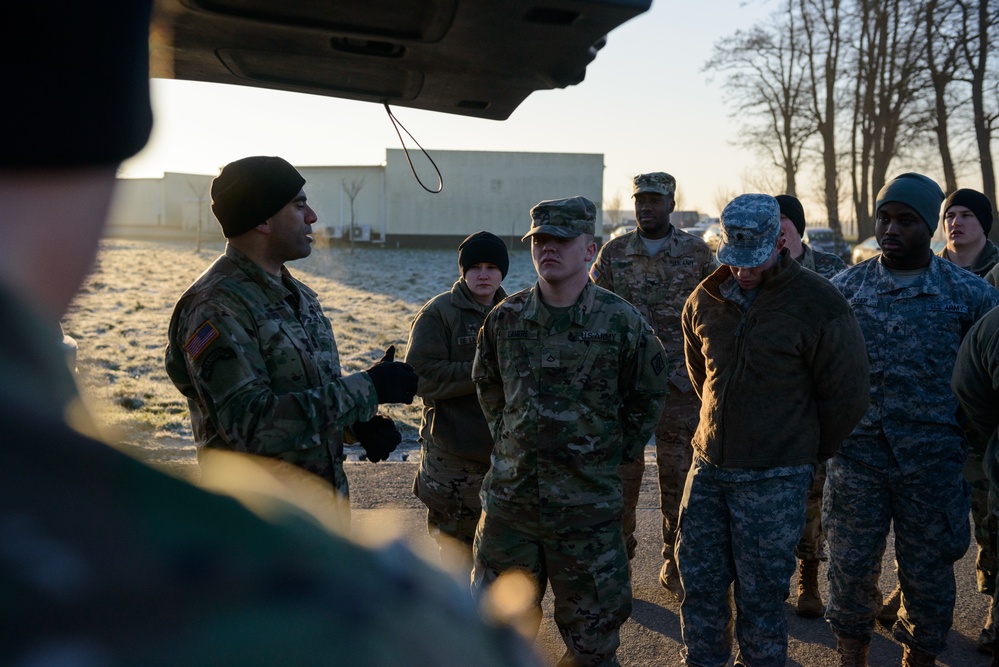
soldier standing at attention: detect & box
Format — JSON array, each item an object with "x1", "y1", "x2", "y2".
[
  {"x1": 677, "y1": 194, "x2": 869, "y2": 667},
  {"x1": 165, "y1": 156, "x2": 418, "y2": 524},
  {"x1": 589, "y1": 172, "x2": 716, "y2": 598},
  {"x1": 773, "y1": 193, "x2": 848, "y2": 619},
  {"x1": 472, "y1": 196, "x2": 668, "y2": 666},
  {"x1": 406, "y1": 231, "x2": 510, "y2": 578},
  {"x1": 825, "y1": 173, "x2": 999, "y2": 666}
]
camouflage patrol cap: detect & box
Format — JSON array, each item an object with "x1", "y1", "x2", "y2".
[
  {"x1": 717, "y1": 194, "x2": 781, "y2": 268},
  {"x1": 632, "y1": 172, "x2": 677, "y2": 198},
  {"x1": 522, "y1": 196, "x2": 596, "y2": 240}
]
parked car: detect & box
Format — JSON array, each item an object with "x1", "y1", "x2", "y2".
[
  {"x1": 851, "y1": 236, "x2": 880, "y2": 264},
  {"x1": 803, "y1": 227, "x2": 852, "y2": 263},
  {"x1": 702, "y1": 223, "x2": 722, "y2": 251}
]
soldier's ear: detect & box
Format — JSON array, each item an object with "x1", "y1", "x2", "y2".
[
  {"x1": 667, "y1": 197, "x2": 676, "y2": 214},
  {"x1": 254, "y1": 222, "x2": 272, "y2": 235}
]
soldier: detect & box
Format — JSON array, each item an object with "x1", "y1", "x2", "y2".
[
  {"x1": 678, "y1": 194, "x2": 869, "y2": 667},
  {"x1": 774, "y1": 193, "x2": 849, "y2": 619},
  {"x1": 825, "y1": 173, "x2": 999, "y2": 666},
  {"x1": 0, "y1": 4, "x2": 540, "y2": 665},
  {"x1": 934, "y1": 188, "x2": 999, "y2": 651},
  {"x1": 406, "y1": 231, "x2": 510, "y2": 577},
  {"x1": 589, "y1": 172, "x2": 716, "y2": 598},
  {"x1": 472, "y1": 196, "x2": 668, "y2": 666},
  {"x1": 952, "y1": 304, "x2": 999, "y2": 666},
  {"x1": 165, "y1": 156, "x2": 418, "y2": 524}
]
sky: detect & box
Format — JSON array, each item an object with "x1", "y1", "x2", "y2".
[{"x1": 122, "y1": 1, "x2": 780, "y2": 217}]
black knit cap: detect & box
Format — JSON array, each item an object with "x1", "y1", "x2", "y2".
[
  {"x1": 943, "y1": 188, "x2": 994, "y2": 236},
  {"x1": 775, "y1": 194, "x2": 806, "y2": 237},
  {"x1": 211, "y1": 157, "x2": 307, "y2": 238},
  {"x1": 458, "y1": 231, "x2": 509, "y2": 278},
  {"x1": 1, "y1": 1, "x2": 153, "y2": 167}
]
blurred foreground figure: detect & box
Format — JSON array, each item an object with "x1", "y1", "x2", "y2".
[
  {"x1": 0, "y1": 4, "x2": 538, "y2": 664},
  {"x1": 407, "y1": 231, "x2": 510, "y2": 579},
  {"x1": 472, "y1": 197, "x2": 668, "y2": 666},
  {"x1": 952, "y1": 304, "x2": 999, "y2": 665},
  {"x1": 165, "y1": 155, "x2": 418, "y2": 525}
]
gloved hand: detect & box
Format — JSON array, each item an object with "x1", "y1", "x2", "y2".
[
  {"x1": 352, "y1": 415, "x2": 402, "y2": 463},
  {"x1": 365, "y1": 345, "x2": 418, "y2": 404}
]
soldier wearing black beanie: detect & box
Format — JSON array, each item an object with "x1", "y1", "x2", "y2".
[{"x1": 458, "y1": 231, "x2": 510, "y2": 278}]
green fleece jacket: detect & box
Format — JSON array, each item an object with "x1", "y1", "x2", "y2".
[{"x1": 681, "y1": 251, "x2": 870, "y2": 468}]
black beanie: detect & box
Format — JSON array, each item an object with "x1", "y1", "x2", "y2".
[
  {"x1": 458, "y1": 231, "x2": 510, "y2": 278},
  {"x1": 1, "y1": 1, "x2": 153, "y2": 167},
  {"x1": 775, "y1": 194, "x2": 806, "y2": 237},
  {"x1": 942, "y1": 188, "x2": 994, "y2": 236},
  {"x1": 211, "y1": 157, "x2": 307, "y2": 238}
]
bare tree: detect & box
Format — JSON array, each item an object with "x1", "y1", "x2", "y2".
[
  {"x1": 342, "y1": 177, "x2": 365, "y2": 254},
  {"x1": 923, "y1": 0, "x2": 964, "y2": 194},
  {"x1": 956, "y1": 0, "x2": 999, "y2": 239},
  {"x1": 705, "y1": 1, "x2": 815, "y2": 196},
  {"x1": 605, "y1": 190, "x2": 623, "y2": 228},
  {"x1": 799, "y1": 0, "x2": 845, "y2": 233}
]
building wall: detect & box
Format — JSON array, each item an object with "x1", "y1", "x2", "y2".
[
  {"x1": 383, "y1": 149, "x2": 603, "y2": 248},
  {"x1": 106, "y1": 173, "x2": 220, "y2": 242},
  {"x1": 296, "y1": 166, "x2": 385, "y2": 242}
]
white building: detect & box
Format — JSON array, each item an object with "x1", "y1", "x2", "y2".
[{"x1": 107, "y1": 149, "x2": 604, "y2": 247}]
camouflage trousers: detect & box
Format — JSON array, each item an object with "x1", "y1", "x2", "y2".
[
  {"x1": 472, "y1": 502, "x2": 631, "y2": 667},
  {"x1": 824, "y1": 451, "x2": 970, "y2": 656},
  {"x1": 619, "y1": 386, "x2": 697, "y2": 561},
  {"x1": 413, "y1": 442, "x2": 489, "y2": 576},
  {"x1": 965, "y1": 428, "x2": 997, "y2": 595},
  {"x1": 794, "y1": 462, "x2": 827, "y2": 561},
  {"x1": 676, "y1": 456, "x2": 812, "y2": 667}
]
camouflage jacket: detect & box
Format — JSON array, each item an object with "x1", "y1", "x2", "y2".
[
  {"x1": 938, "y1": 239, "x2": 999, "y2": 279},
  {"x1": 589, "y1": 226, "x2": 716, "y2": 392},
  {"x1": 682, "y1": 251, "x2": 869, "y2": 468},
  {"x1": 165, "y1": 245, "x2": 378, "y2": 495},
  {"x1": 832, "y1": 255, "x2": 999, "y2": 473},
  {"x1": 952, "y1": 305, "x2": 999, "y2": 488},
  {"x1": 405, "y1": 279, "x2": 506, "y2": 465},
  {"x1": 798, "y1": 243, "x2": 848, "y2": 279},
  {"x1": 472, "y1": 281, "x2": 668, "y2": 518}
]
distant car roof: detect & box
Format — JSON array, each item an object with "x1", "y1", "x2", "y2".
[{"x1": 151, "y1": 0, "x2": 652, "y2": 120}]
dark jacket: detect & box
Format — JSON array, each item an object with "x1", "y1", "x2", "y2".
[
  {"x1": 681, "y1": 250, "x2": 870, "y2": 468},
  {"x1": 405, "y1": 280, "x2": 505, "y2": 465}
]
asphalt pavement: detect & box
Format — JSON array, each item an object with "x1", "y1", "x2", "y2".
[{"x1": 346, "y1": 454, "x2": 991, "y2": 667}]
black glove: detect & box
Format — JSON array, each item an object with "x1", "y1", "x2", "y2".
[
  {"x1": 352, "y1": 415, "x2": 402, "y2": 463},
  {"x1": 365, "y1": 345, "x2": 418, "y2": 404}
]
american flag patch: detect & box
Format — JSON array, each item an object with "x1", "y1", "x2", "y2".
[{"x1": 184, "y1": 321, "x2": 219, "y2": 359}]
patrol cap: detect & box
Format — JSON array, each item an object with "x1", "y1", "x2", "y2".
[
  {"x1": 632, "y1": 172, "x2": 677, "y2": 198},
  {"x1": 522, "y1": 196, "x2": 596, "y2": 240},
  {"x1": 717, "y1": 194, "x2": 782, "y2": 268}
]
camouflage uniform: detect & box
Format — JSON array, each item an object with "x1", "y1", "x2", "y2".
[
  {"x1": 1, "y1": 282, "x2": 540, "y2": 667},
  {"x1": 590, "y1": 224, "x2": 716, "y2": 562},
  {"x1": 165, "y1": 245, "x2": 379, "y2": 511},
  {"x1": 826, "y1": 254, "x2": 999, "y2": 655},
  {"x1": 679, "y1": 236, "x2": 869, "y2": 667},
  {"x1": 938, "y1": 240, "x2": 999, "y2": 599},
  {"x1": 406, "y1": 279, "x2": 506, "y2": 572},
  {"x1": 472, "y1": 280, "x2": 668, "y2": 666},
  {"x1": 791, "y1": 243, "x2": 847, "y2": 563}
]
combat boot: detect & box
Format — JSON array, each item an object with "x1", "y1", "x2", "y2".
[
  {"x1": 795, "y1": 558, "x2": 823, "y2": 618},
  {"x1": 877, "y1": 583, "x2": 901, "y2": 627},
  {"x1": 980, "y1": 606, "x2": 997, "y2": 654},
  {"x1": 835, "y1": 634, "x2": 870, "y2": 667},
  {"x1": 659, "y1": 559, "x2": 683, "y2": 602},
  {"x1": 901, "y1": 644, "x2": 936, "y2": 666}
]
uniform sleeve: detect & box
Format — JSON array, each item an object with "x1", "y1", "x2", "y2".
[
  {"x1": 588, "y1": 244, "x2": 613, "y2": 289},
  {"x1": 405, "y1": 301, "x2": 475, "y2": 401},
  {"x1": 165, "y1": 294, "x2": 378, "y2": 455},
  {"x1": 681, "y1": 296, "x2": 707, "y2": 400},
  {"x1": 811, "y1": 309, "x2": 871, "y2": 460},
  {"x1": 472, "y1": 312, "x2": 505, "y2": 443},
  {"x1": 618, "y1": 320, "x2": 668, "y2": 463},
  {"x1": 952, "y1": 306, "x2": 999, "y2": 437}
]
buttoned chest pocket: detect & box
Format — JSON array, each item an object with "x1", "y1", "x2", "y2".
[
  {"x1": 920, "y1": 304, "x2": 970, "y2": 377},
  {"x1": 544, "y1": 334, "x2": 624, "y2": 420},
  {"x1": 258, "y1": 318, "x2": 322, "y2": 390}
]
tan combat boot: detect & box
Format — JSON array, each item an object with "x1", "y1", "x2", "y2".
[
  {"x1": 795, "y1": 558, "x2": 823, "y2": 618},
  {"x1": 835, "y1": 634, "x2": 870, "y2": 667},
  {"x1": 901, "y1": 644, "x2": 936, "y2": 666}
]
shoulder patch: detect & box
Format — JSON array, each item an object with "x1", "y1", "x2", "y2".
[
  {"x1": 589, "y1": 265, "x2": 601, "y2": 282},
  {"x1": 184, "y1": 321, "x2": 220, "y2": 359}
]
